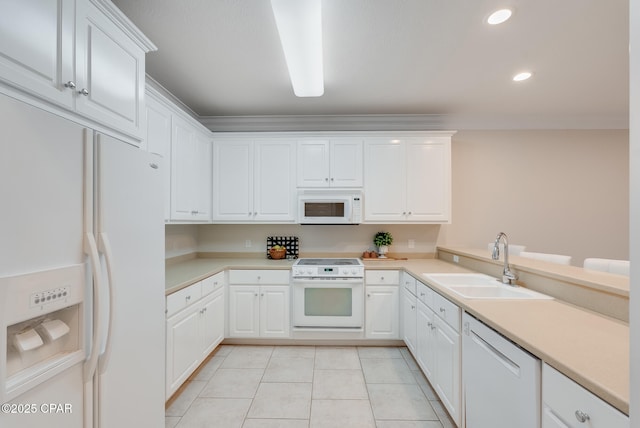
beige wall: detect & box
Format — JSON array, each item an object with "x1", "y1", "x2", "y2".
[
  {"x1": 438, "y1": 130, "x2": 629, "y2": 265},
  {"x1": 166, "y1": 129, "x2": 629, "y2": 266}
]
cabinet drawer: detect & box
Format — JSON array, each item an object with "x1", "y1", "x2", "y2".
[
  {"x1": 166, "y1": 282, "x2": 202, "y2": 317},
  {"x1": 402, "y1": 274, "x2": 417, "y2": 295},
  {"x1": 433, "y1": 292, "x2": 460, "y2": 332},
  {"x1": 542, "y1": 364, "x2": 628, "y2": 428},
  {"x1": 416, "y1": 280, "x2": 434, "y2": 308},
  {"x1": 228, "y1": 270, "x2": 290, "y2": 285},
  {"x1": 366, "y1": 270, "x2": 400, "y2": 285},
  {"x1": 201, "y1": 271, "x2": 225, "y2": 295}
]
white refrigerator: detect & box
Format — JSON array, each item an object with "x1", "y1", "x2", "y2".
[{"x1": 0, "y1": 93, "x2": 165, "y2": 428}]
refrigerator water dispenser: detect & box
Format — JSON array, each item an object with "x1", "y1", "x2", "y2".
[{"x1": 0, "y1": 265, "x2": 85, "y2": 402}]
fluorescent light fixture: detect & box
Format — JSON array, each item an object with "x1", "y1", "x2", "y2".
[
  {"x1": 271, "y1": 0, "x2": 324, "y2": 97},
  {"x1": 513, "y1": 71, "x2": 532, "y2": 82},
  {"x1": 487, "y1": 8, "x2": 513, "y2": 25}
]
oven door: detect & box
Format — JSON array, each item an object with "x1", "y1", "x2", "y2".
[{"x1": 292, "y1": 278, "x2": 363, "y2": 328}]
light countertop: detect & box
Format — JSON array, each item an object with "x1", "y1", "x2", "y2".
[{"x1": 165, "y1": 254, "x2": 629, "y2": 414}]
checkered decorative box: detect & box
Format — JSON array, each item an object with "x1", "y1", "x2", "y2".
[{"x1": 266, "y1": 236, "x2": 299, "y2": 259}]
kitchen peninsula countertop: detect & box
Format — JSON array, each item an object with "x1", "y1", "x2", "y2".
[{"x1": 165, "y1": 254, "x2": 629, "y2": 415}]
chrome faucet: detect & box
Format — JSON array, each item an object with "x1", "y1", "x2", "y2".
[{"x1": 492, "y1": 232, "x2": 518, "y2": 285}]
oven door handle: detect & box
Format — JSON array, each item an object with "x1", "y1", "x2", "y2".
[{"x1": 292, "y1": 278, "x2": 363, "y2": 286}]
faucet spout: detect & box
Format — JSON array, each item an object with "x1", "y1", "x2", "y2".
[{"x1": 492, "y1": 232, "x2": 518, "y2": 285}]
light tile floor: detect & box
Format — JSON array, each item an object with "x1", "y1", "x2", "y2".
[{"x1": 166, "y1": 345, "x2": 456, "y2": 428}]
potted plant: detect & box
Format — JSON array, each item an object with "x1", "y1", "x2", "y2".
[{"x1": 373, "y1": 231, "x2": 393, "y2": 258}]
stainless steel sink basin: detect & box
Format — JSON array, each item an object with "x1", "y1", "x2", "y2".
[{"x1": 422, "y1": 273, "x2": 553, "y2": 300}]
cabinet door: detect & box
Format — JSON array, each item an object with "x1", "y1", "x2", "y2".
[
  {"x1": 145, "y1": 95, "x2": 172, "y2": 221},
  {"x1": 75, "y1": 0, "x2": 145, "y2": 138},
  {"x1": 228, "y1": 286, "x2": 260, "y2": 337},
  {"x1": 259, "y1": 286, "x2": 290, "y2": 338},
  {"x1": 402, "y1": 290, "x2": 417, "y2": 354},
  {"x1": 170, "y1": 116, "x2": 198, "y2": 220},
  {"x1": 364, "y1": 140, "x2": 406, "y2": 221},
  {"x1": 405, "y1": 138, "x2": 451, "y2": 222},
  {"x1": 297, "y1": 140, "x2": 330, "y2": 187},
  {"x1": 212, "y1": 140, "x2": 253, "y2": 220},
  {"x1": 435, "y1": 316, "x2": 461, "y2": 425},
  {"x1": 200, "y1": 288, "x2": 224, "y2": 359},
  {"x1": 254, "y1": 141, "x2": 296, "y2": 222},
  {"x1": 330, "y1": 140, "x2": 363, "y2": 187},
  {"x1": 193, "y1": 132, "x2": 212, "y2": 221},
  {"x1": 416, "y1": 301, "x2": 436, "y2": 381},
  {"x1": 365, "y1": 286, "x2": 399, "y2": 339},
  {"x1": 0, "y1": 0, "x2": 75, "y2": 108},
  {"x1": 166, "y1": 307, "x2": 201, "y2": 398}
]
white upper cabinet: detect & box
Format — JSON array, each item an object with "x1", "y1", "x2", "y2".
[
  {"x1": 75, "y1": 0, "x2": 147, "y2": 138},
  {"x1": 364, "y1": 135, "x2": 452, "y2": 223},
  {"x1": 213, "y1": 139, "x2": 296, "y2": 222},
  {"x1": 0, "y1": 0, "x2": 154, "y2": 140},
  {"x1": 297, "y1": 139, "x2": 363, "y2": 187},
  {"x1": 145, "y1": 94, "x2": 172, "y2": 221},
  {"x1": 171, "y1": 115, "x2": 212, "y2": 221},
  {"x1": 0, "y1": 0, "x2": 76, "y2": 108}
]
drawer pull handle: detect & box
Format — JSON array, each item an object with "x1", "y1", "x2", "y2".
[
  {"x1": 440, "y1": 307, "x2": 445, "y2": 313},
  {"x1": 575, "y1": 410, "x2": 590, "y2": 423}
]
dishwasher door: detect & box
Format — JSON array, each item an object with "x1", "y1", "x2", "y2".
[{"x1": 462, "y1": 313, "x2": 541, "y2": 428}]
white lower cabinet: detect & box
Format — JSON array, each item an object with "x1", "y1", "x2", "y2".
[
  {"x1": 227, "y1": 270, "x2": 290, "y2": 338},
  {"x1": 431, "y1": 294, "x2": 461, "y2": 426},
  {"x1": 365, "y1": 270, "x2": 400, "y2": 339},
  {"x1": 416, "y1": 300, "x2": 436, "y2": 381},
  {"x1": 402, "y1": 289, "x2": 418, "y2": 353},
  {"x1": 542, "y1": 364, "x2": 628, "y2": 428},
  {"x1": 410, "y1": 277, "x2": 461, "y2": 427},
  {"x1": 165, "y1": 273, "x2": 225, "y2": 399},
  {"x1": 365, "y1": 285, "x2": 399, "y2": 339}
]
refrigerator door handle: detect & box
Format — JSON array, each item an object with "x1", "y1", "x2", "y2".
[
  {"x1": 98, "y1": 232, "x2": 115, "y2": 375},
  {"x1": 83, "y1": 232, "x2": 103, "y2": 381}
]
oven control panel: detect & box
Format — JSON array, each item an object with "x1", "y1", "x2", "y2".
[{"x1": 292, "y1": 266, "x2": 364, "y2": 278}]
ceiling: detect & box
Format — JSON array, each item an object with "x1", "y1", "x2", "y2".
[{"x1": 113, "y1": 0, "x2": 629, "y2": 130}]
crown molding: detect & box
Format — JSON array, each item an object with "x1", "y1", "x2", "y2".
[
  {"x1": 90, "y1": 0, "x2": 157, "y2": 52},
  {"x1": 199, "y1": 113, "x2": 629, "y2": 132}
]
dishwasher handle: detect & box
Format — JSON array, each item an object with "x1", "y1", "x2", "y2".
[{"x1": 470, "y1": 330, "x2": 521, "y2": 376}]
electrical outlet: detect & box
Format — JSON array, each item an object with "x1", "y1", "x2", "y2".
[
  {"x1": 453, "y1": 255, "x2": 460, "y2": 263},
  {"x1": 408, "y1": 239, "x2": 415, "y2": 249},
  {"x1": 245, "y1": 239, "x2": 252, "y2": 248}
]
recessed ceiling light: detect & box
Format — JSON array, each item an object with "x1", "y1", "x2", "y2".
[
  {"x1": 513, "y1": 72, "x2": 532, "y2": 82},
  {"x1": 487, "y1": 8, "x2": 513, "y2": 25}
]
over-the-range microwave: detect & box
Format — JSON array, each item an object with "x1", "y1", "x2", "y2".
[{"x1": 298, "y1": 189, "x2": 363, "y2": 224}]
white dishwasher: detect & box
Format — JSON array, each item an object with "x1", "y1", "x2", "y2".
[{"x1": 462, "y1": 313, "x2": 541, "y2": 428}]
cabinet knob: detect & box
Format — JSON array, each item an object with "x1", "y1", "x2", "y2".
[
  {"x1": 574, "y1": 410, "x2": 590, "y2": 423},
  {"x1": 325, "y1": 177, "x2": 329, "y2": 181},
  {"x1": 254, "y1": 293, "x2": 258, "y2": 297},
  {"x1": 408, "y1": 211, "x2": 412, "y2": 215},
  {"x1": 402, "y1": 212, "x2": 406, "y2": 215},
  {"x1": 411, "y1": 305, "x2": 415, "y2": 310},
  {"x1": 64, "y1": 81, "x2": 76, "y2": 89},
  {"x1": 330, "y1": 178, "x2": 334, "y2": 181},
  {"x1": 261, "y1": 293, "x2": 264, "y2": 297},
  {"x1": 367, "y1": 293, "x2": 371, "y2": 298},
  {"x1": 420, "y1": 292, "x2": 425, "y2": 296},
  {"x1": 440, "y1": 307, "x2": 445, "y2": 313},
  {"x1": 78, "y1": 88, "x2": 89, "y2": 96}
]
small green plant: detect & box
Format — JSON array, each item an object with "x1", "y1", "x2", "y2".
[{"x1": 373, "y1": 231, "x2": 393, "y2": 247}]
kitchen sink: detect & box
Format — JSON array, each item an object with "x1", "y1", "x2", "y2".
[{"x1": 422, "y1": 273, "x2": 553, "y2": 300}]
